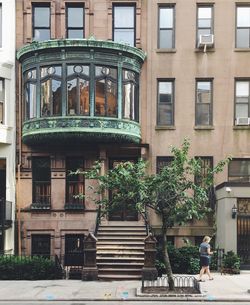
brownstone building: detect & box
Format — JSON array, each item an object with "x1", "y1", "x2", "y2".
[{"x1": 16, "y1": 0, "x2": 250, "y2": 278}]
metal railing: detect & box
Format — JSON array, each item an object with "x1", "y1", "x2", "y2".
[{"x1": 142, "y1": 275, "x2": 200, "y2": 293}]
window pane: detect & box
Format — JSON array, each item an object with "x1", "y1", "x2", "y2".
[
  {"x1": 114, "y1": 29, "x2": 134, "y2": 46},
  {"x1": 229, "y1": 160, "x2": 250, "y2": 182},
  {"x1": 159, "y1": 30, "x2": 173, "y2": 48},
  {"x1": 236, "y1": 82, "x2": 249, "y2": 96},
  {"x1": 52, "y1": 80, "x2": 61, "y2": 115},
  {"x1": 197, "y1": 82, "x2": 211, "y2": 103},
  {"x1": 159, "y1": 7, "x2": 173, "y2": 28},
  {"x1": 41, "y1": 80, "x2": 51, "y2": 116},
  {"x1": 198, "y1": 29, "x2": 211, "y2": 38},
  {"x1": 80, "y1": 79, "x2": 89, "y2": 115},
  {"x1": 237, "y1": 7, "x2": 250, "y2": 27},
  {"x1": 34, "y1": 7, "x2": 50, "y2": 27},
  {"x1": 159, "y1": 82, "x2": 172, "y2": 103},
  {"x1": 0, "y1": 79, "x2": 4, "y2": 102},
  {"x1": 196, "y1": 103, "x2": 210, "y2": 125},
  {"x1": 68, "y1": 29, "x2": 84, "y2": 39},
  {"x1": 95, "y1": 79, "x2": 105, "y2": 116},
  {"x1": 237, "y1": 29, "x2": 250, "y2": 48},
  {"x1": 68, "y1": 7, "x2": 84, "y2": 27},
  {"x1": 114, "y1": 6, "x2": 134, "y2": 27},
  {"x1": 123, "y1": 83, "x2": 132, "y2": 119},
  {"x1": 198, "y1": 18, "x2": 211, "y2": 28},
  {"x1": 34, "y1": 29, "x2": 50, "y2": 41},
  {"x1": 158, "y1": 103, "x2": 173, "y2": 125},
  {"x1": 67, "y1": 79, "x2": 77, "y2": 115},
  {"x1": 236, "y1": 104, "x2": 248, "y2": 117},
  {"x1": 198, "y1": 7, "x2": 212, "y2": 19},
  {"x1": 107, "y1": 80, "x2": 117, "y2": 117},
  {"x1": 0, "y1": 102, "x2": 3, "y2": 124},
  {"x1": 28, "y1": 83, "x2": 37, "y2": 119}
]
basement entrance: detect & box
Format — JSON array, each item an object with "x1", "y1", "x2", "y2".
[
  {"x1": 237, "y1": 199, "x2": 250, "y2": 268},
  {"x1": 108, "y1": 158, "x2": 138, "y2": 221}
]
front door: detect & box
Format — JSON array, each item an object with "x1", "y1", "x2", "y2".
[
  {"x1": 108, "y1": 158, "x2": 138, "y2": 221},
  {"x1": 64, "y1": 234, "x2": 84, "y2": 266},
  {"x1": 237, "y1": 199, "x2": 250, "y2": 267}
]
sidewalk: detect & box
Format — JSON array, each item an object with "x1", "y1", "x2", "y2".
[{"x1": 0, "y1": 271, "x2": 249, "y2": 302}]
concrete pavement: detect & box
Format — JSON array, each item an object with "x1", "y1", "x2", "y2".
[{"x1": 0, "y1": 271, "x2": 249, "y2": 302}]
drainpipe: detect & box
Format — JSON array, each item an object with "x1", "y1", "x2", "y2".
[{"x1": 17, "y1": 62, "x2": 22, "y2": 255}]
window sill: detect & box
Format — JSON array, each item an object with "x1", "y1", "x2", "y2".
[
  {"x1": 194, "y1": 126, "x2": 214, "y2": 130},
  {"x1": 194, "y1": 48, "x2": 215, "y2": 53},
  {"x1": 233, "y1": 126, "x2": 250, "y2": 130},
  {"x1": 156, "y1": 48, "x2": 176, "y2": 53},
  {"x1": 155, "y1": 125, "x2": 176, "y2": 130},
  {"x1": 234, "y1": 48, "x2": 250, "y2": 52}
]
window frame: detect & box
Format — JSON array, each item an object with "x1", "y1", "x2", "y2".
[
  {"x1": 194, "y1": 156, "x2": 213, "y2": 185},
  {"x1": 0, "y1": 78, "x2": 5, "y2": 124},
  {"x1": 66, "y1": 3, "x2": 85, "y2": 39},
  {"x1": 235, "y1": 79, "x2": 250, "y2": 122},
  {"x1": 32, "y1": 3, "x2": 51, "y2": 41},
  {"x1": 158, "y1": 5, "x2": 175, "y2": 49},
  {"x1": 112, "y1": 3, "x2": 136, "y2": 46},
  {"x1": 157, "y1": 79, "x2": 175, "y2": 126},
  {"x1": 156, "y1": 156, "x2": 174, "y2": 174},
  {"x1": 195, "y1": 78, "x2": 213, "y2": 126},
  {"x1": 196, "y1": 4, "x2": 214, "y2": 47},
  {"x1": 31, "y1": 234, "x2": 51, "y2": 258},
  {"x1": 236, "y1": 5, "x2": 250, "y2": 48}
]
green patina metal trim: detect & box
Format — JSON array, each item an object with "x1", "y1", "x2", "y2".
[
  {"x1": 17, "y1": 38, "x2": 146, "y2": 63},
  {"x1": 22, "y1": 116, "x2": 141, "y2": 145}
]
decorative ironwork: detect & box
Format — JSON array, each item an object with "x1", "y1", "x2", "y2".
[
  {"x1": 22, "y1": 116, "x2": 141, "y2": 145},
  {"x1": 238, "y1": 199, "x2": 250, "y2": 215}
]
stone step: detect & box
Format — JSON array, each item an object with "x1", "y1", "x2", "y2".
[
  {"x1": 98, "y1": 268, "x2": 141, "y2": 274},
  {"x1": 97, "y1": 245, "x2": 144, "y2": 250},
  {"x1": 97, "y1": 236, "x2": 144, "y2": 241},
  {"x1": 97, "y1": 262, "x2": 144, "y2": 267},
  {"x1": 97, "y1": 241, "x2": 144, "y2": 245},
  {"x1": 98, "y1": 226, "x2": 146, "y2": 231},
  {"x1": 97, "y1": 256, "x2": 144, "y2": 262},
  {"x1": 98, "y1": 274, "x2": 141, "y2": 280},
  {"x1": 97, "y1": 232, "x2": 147, "y2": 236},
  {"x1": 97, "y1": 250, "x2": 144, "y2": 255}
]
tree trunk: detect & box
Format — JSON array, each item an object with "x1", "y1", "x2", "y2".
[{"x1": 161, "y1": 217, "x2": 175, "y2": 290}]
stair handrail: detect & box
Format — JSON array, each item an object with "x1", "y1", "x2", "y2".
[{"x1": 94, "y1": 205, "x2": 101, "y2": 236}]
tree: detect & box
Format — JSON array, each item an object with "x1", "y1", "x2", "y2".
[{"x1": 77, "y1": 139, "x2": 229, "y2": 290}]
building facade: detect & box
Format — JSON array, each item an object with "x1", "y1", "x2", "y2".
[
  {"x1": 0, "y1": 0, "x2": 16, "y2": 254},
  {"x1": 16, "y1": 0, "x2": 250, "y2": 271}
]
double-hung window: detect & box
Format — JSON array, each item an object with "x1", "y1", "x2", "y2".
[
  {"x1": 195, "y1": 80, "x2": 213, "y2": 126},
  {"x1": 0, "y1": 79, "x2": 4, "y2": 124},
  {"x1": 156, "y1": 156, "x2": 174, "y2": 174},
  {"x1": 32, "y1": 4, "x2": 50, "y2": 41},
  {"x1": 66, "y1": 4, "x2": 85, "y2": 38},
  {"x1": 197, "y1": 5, "x2": 213, "y2": 47},
  {"x1": 235, "y1": 80, "x2": 250, "y2": 122},
  {"x1": 157, "y1": 80, "x2": 174, "y2": 126},
  {"x1": 236, "y1": 6, "x2": 250, "y2": 48},
  {"x1": 113, "y1": 5, "x2": 135, "y2": 46},
  {"x1": 158, "y1": 6, "x2": 175, "y2": 49}
]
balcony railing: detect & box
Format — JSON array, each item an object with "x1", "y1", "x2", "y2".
[
  {"x1": 31, "y1": 182, "x2": 51, "y2": 210},
  {"x1": 0, "y1": 199, "x2": 12, "y2": 228}
]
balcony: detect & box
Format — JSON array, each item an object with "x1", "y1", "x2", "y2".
[
  {"x1": 17, "y1": 38, "x2": 146, "y2": 145},
  {"x1": 0, "y1": 199, "x2": 12, "y2": 229}
]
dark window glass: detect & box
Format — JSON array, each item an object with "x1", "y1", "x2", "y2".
[
  {"x1": 31, "y1": 234, "x2": 51, "y2": 258},
  {"x1": 229, "y1": 159, "x2": 250, "y2": 182},
  {"x1": 0, "y1": 79, "x2": 4, "y2": 124},
  {"x1": 64, "y1": 234, "x2": 85, "y2": 266},
  {"x1": 66, "y1": 157, "x2": 85, "y2": 208},
  {"x1": 156, "y1": 156, "x2": 174, "y2": 174},
  {"x1": 33, "y1": 5, "x2": 50, "y2": 41},
  {"x1": 236, "y1": 7, "x2": 250, "y2": 48},
  {"x1": 235, "y1": 80, "x2": 250, "y2": 120},
  {"x1": 95, "y1": 66, "x2": 117, "y2": 117},
  {"x1": 197, "y1": 6, "x2": 213, "y2": 46},
  {"x1": 40, "y1": 66, "x2": 62, "y2": 117},
  {"x1": 67, "y1": 65, "x2": 90, "y2": 115},
  {"x1": 113, "y1": 5, "x2": 135, "y2": 46},
  {"x1": 122, "y1": 70, "x2": 139, "y2": 122},
  {"x1": 32, "y1": 157, "x2": 51, "y2": 206},
  {"x1": 66, "y1": 5, "x2": 85, "y2": 38},
  {"x1": 194, "y1": 157, "x2": 213, "y2": 186},
  {"x1": 196, "y1": 80, "x2": 212, "y2": 126},
  {"x1": 157, "y1": 80, "x2": 174, "y2": 126},
  {"x1": 158, "y1": 6, "x2": 175, "y2": 49}
]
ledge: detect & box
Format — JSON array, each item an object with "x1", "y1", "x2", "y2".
[
  {"x1": 155, "y1": 126, "x2": 176, "y2": 130},
  {"x1": 194, "y1": 48, "x2": 215, "y2": 53},
  {"x1": 233, "y1": 126, "x2": 250, "y2": 130},
  {"x1": 17, "y1": 38, "x2": 146, "y2": 63},
  {"x1": 234, "y1": 48, "x2": 250, "y2": 52},
  {"x1": 155, "y1": 48, "x2": 176, "y2": 53},
  {"x1": 0, "y1": 125, "x2": 13, "y2": 144},
  {"x1": 194, "y1": 126, "x2": 214, "y2": 130},
  {"x1": 22, "y1": 116, "x2": 141, "y2": 145}
]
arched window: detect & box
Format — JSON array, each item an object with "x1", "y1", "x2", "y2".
[
  {"x1": 25, "y1": 69, "x2": 37, "y2": 120},
  {"x1": 40, "y1": 66, "x2": 62, "y2": 117},
  {"x1": 122, "y1": 70, "x2": 139, "y2": 122},
  {"x1": 67, "y1": 65, "x2": 90, "y2": 115},
  {"x1": 95, "y1": 66, "x2": 117, "y2": 117}
]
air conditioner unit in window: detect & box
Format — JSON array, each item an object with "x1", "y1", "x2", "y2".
[
  {"x1": 235, "y1": 117, "x2": 250, "y2": 125},
  {"x1": 198, "y1": 34, "x2": 214, "y2": 48}
]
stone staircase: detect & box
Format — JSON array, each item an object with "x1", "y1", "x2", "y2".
[{"x1": 96, "y1": 222, "x2": 147, "y2": 280}]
